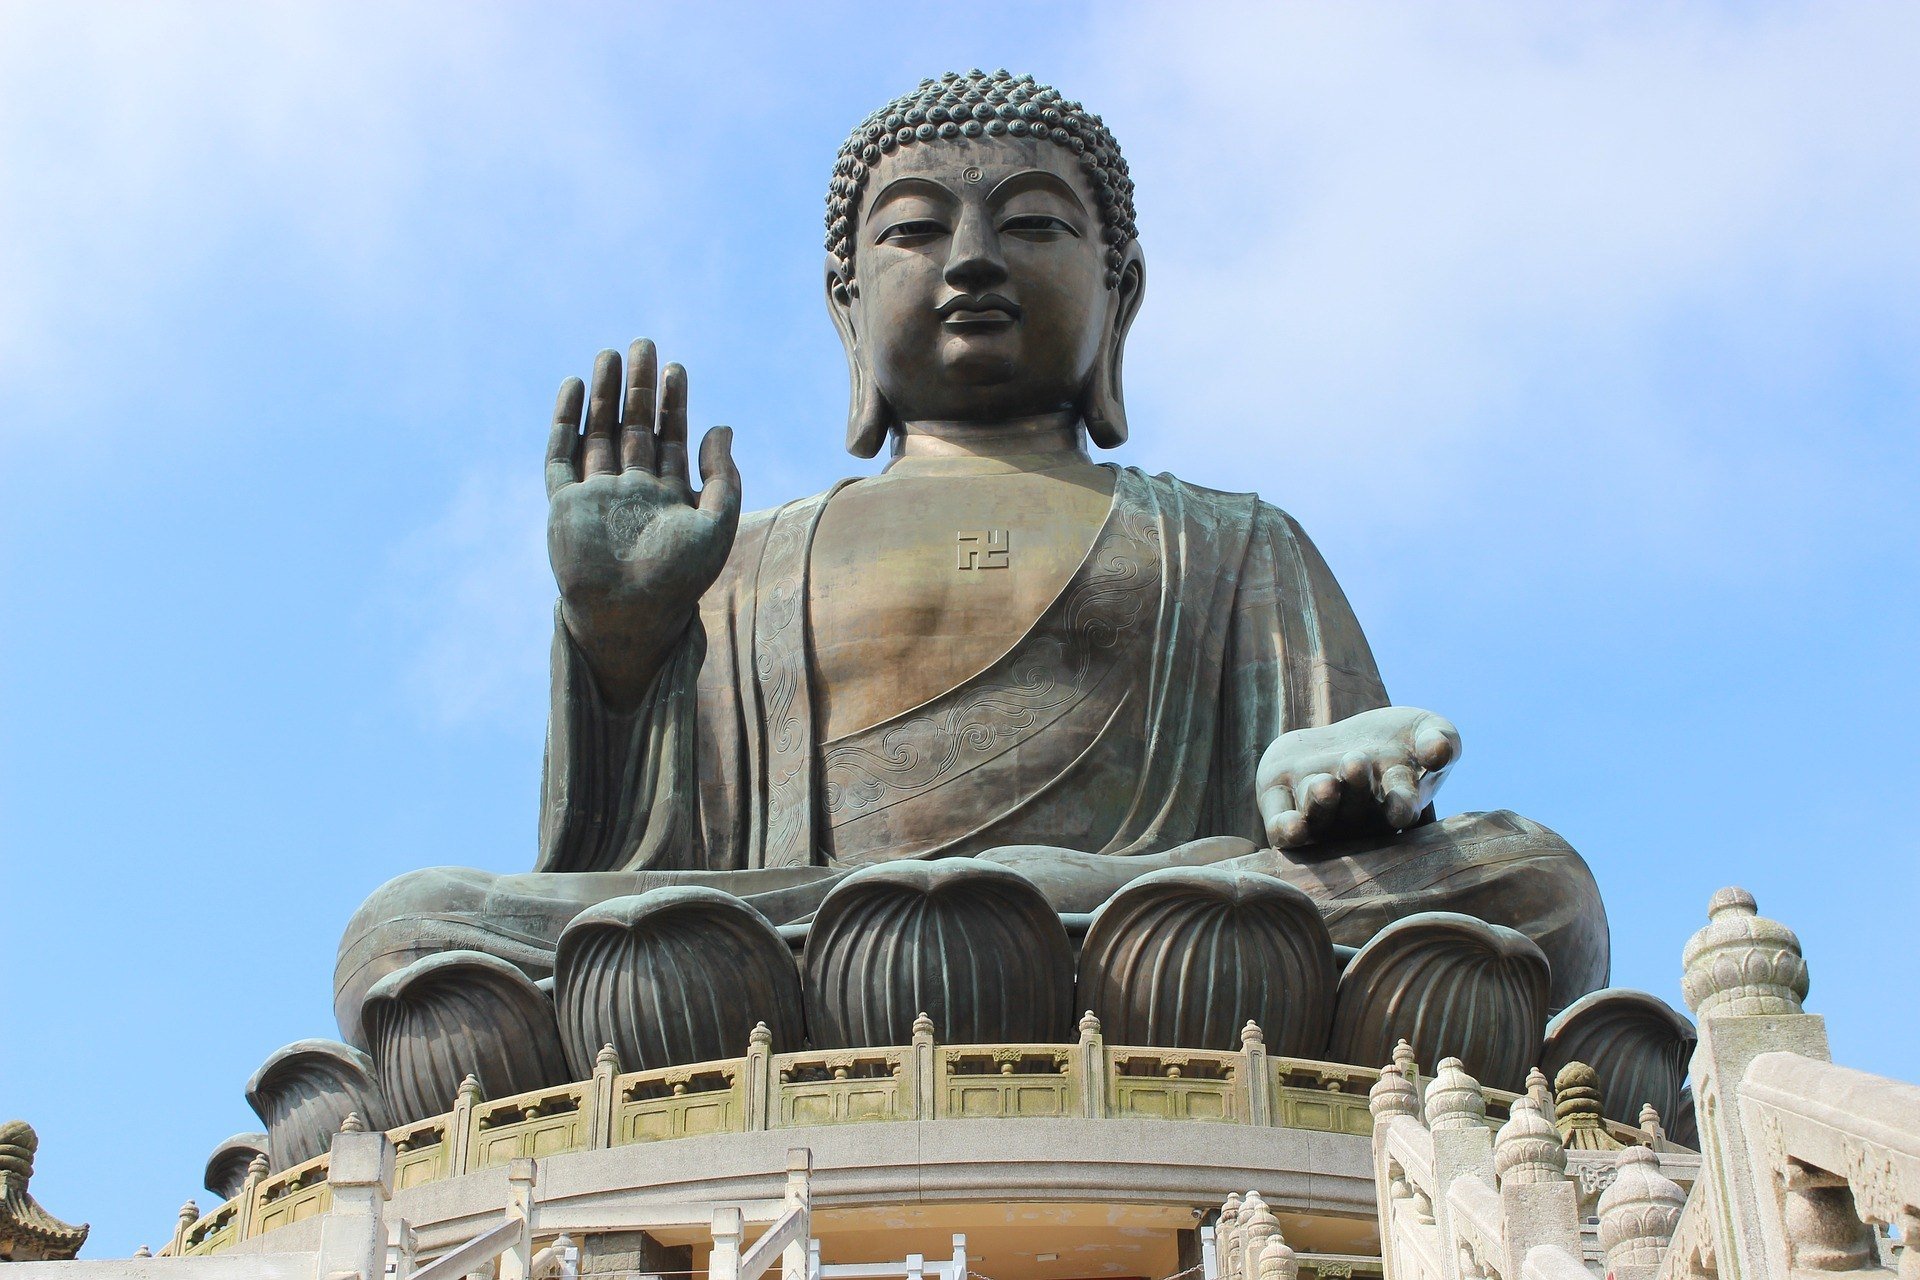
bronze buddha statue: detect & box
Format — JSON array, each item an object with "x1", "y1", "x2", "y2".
[{"x1": 294, "y1": 73, "x2": 1648, "y2": 1149}]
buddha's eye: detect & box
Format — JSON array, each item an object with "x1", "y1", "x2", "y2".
[
  {"x1": 875, "y1": 218, "x2": 947, "y2": 245},
  {"x1": 999, "y1": 214, "x2": 1078, "y2": 239}
]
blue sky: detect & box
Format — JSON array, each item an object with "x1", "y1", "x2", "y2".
[{"x1": 3, "y1": 1, "x2": 1916, "y2": 1258}]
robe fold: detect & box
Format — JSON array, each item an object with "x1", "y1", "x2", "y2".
[{"x1": 537, "y1": 466, "x2": 1388, "y2": 874}]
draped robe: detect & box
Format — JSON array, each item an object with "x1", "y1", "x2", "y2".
[{"x1": 335, "y1": 466, "x2": 1608, "y2": 1045}]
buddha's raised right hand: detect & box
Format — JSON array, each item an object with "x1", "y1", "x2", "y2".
[{"x1": 546, "y1": 340, "x2": 741, "y2": 709}]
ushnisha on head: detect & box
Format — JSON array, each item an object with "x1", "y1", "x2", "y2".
[{"x1": 824, "y1": 70, "x2": 1147, "y2": 456}]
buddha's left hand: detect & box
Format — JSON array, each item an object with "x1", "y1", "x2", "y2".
[{"x1": 1254, "y1": 706, "x2": 1461, "y2": 849}]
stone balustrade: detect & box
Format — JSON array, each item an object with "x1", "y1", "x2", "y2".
[{"x1": 165, "y1": 1014, "x2": 1648, "y2": 1258}]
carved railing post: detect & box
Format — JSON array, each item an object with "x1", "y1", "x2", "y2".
[
  {"x1": 711, "y1": 1205, "x2": 745, "y2": 1280},
  {"x1": 746, "y1": 1023, "x2": 774, "y2": 1131},
  {"x1": 1492, "y1": 1096, "x2": 1582, "y2": 1273},
  {"x1": 784, "y1": 1147, "x2": 813, "y2": 1280},
  {"x1": 1241, "y1": 1022, "x2": 1271, "y2": 1126},
  {"x1": 1425, "y1": 1057, "x2": 1495, "y2": 1277},
  {"x1": 1256, "y1": 1234, "x2": 1298, "y2": 1280},
  {"x1": 910, "y1": 1013, "x2": 938, "y2": 1120},
  {"x1": 588, "y1": 1044, "x2": 621, "y2": 1148},
  {"x1": 499, "y1": 1156, "x2": 537, "y2": 1280},
  {"x1": 1681, "y1": 887, "x2": 1826, "y2": 1278},
  {"x1": 1597, "y1": 1146, "x2": 1685, "y2": 1279},
  {"x1": 448, "y1": 1073, "x2": 482, "y2": 1176},
  {"x1": 169, "y1": 1200, "x2": 198, "y2": 1257},
  {"x1": 235, "y1": 1152, "x2": 268, "y2": 1241},
  {"x1": 1078, "y1": 1011, "x2": 1109, "y2": 1119},
  {"x1": 316, "y1": 1117, "x2": 394, "y2": 1280},
  {"x1": 1218, "y1": 1193, "x2": 1244, "y2": 1280},
  {"x1": 389, "y1": 1216, "x2": 418, "y2": 1279}
]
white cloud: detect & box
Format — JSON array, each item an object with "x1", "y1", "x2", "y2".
[{"x1": 1066, "y1": 2, "x2": 1920, "y2": 576}]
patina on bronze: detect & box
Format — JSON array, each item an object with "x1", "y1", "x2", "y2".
[{"x1": 327, "y1": 72, "x2": 1614, "y2": 1114}]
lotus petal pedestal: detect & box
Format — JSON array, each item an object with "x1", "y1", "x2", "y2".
[
  {"x1": 360, "y1": 949, "x2": 570, "y2": 1123},
  {"x1": 554, "y1": 887, "x2": 804, "y2": 1076},
  {"x1": 1078, "y1": 867, "x2": 1337, "y2": 1054},
  {"x1": 245, "y1": 1039, "x2": 390, "y2": 1170}
]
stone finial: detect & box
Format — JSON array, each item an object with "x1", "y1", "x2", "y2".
[
  {"x1": 912, "y1": 1010, "x2": 937, "y2": 1038},
  {"x1": 177, "y1": 1200, "x2": 199, "y2": 1226},
  {"x1": 1368, "y1": 1062, "x2": 1421, "y2": 1123},
  {"x1": 1241, "y1": 1020, "x2": 1265, "y2": 1050},
  {"x1": 1680, "y1": 886, "x2": 1809, "y2": 1019},
  {"x1": 1218, "y1": 1193, "x2": 1243, "y2": 1280},
  {"x1": 597, "y1": 1042, "x2": 623, "y2": 1070},
  {"x1": 246, "y1": 1153, "x2": 270, "y2": 1182},
  {"x1": 1639, "y1": 1102, "x2": 1665, "y2": 1143},
  {"x1": 339, "y1": 1112, "x2": 365, "y2": 1134},
  {"x1": 1598, "y1": 1145, "x2": 1687, "y2": 1270},
  {"x1": 1525, "y1": 1065, "x2": 1553, "y2": 1113},
  {"x1": 1494, "y1": 1095, "x2": 1567, "y2": 1186},
  {"x1": 133, "y1": 1245, "x2": 151, "y2": 1257},
  {"x1": 457, "y1": 1073, "x2": 482, "y2": 1105},
  {"x1": 1241, "y1": 1193, "x2": 1279, "y2": 1272},
  {"x1": 1256, "y1": 1232, "x2": 1299, "y2": 1280},
  {"x1": 1553, "y1": 1062, "x2": 1624, "y2": 1151},
  {"x1": 1078, "y1": 1010, "x2": 1102, "y2": 1039},
  {"x1": 0, "y1": 1121, "x2": 38, "y2": 1184},
  {"x1": 1424, "y1": 1058, "x2": 1486, "y2": 1131},
  {"x1": 1393, "y1": 1038, "x2": 1419, "y2": 1084},
  {"x1": 747, "y1": 1022, "x2": 772, "y2": 1051}
]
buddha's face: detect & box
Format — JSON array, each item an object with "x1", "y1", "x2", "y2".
[{"x1": 837, "y1": 136, "x2": 1130, "y2": 425}]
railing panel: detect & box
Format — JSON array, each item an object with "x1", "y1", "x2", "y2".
[
  {"x1": 615, "y1": 1062, "x2": 746, "y2": 1143},
  {"x1": 1109, "y1": 1048, "x2": 1243, "y2": 1123},
  {"x1": 181, "y1": 1196, "x2": 243, "y2": 1256},
  {"x1": 389, "y1": 1116, "x2": 451, "y2": 1190},
  {"x1": 468, "y1": 1081, "x2": 593, "y2": 1169},
  {"x1": 939, "y1": 1046, "x2": 1074, "y2": 1119},
  {"x1": 252, "y1": 1152, "x2": 333, "y2": 1236},
  {"x1": 777, "y1": 1049, "x2": 908, "y2": 1127}
]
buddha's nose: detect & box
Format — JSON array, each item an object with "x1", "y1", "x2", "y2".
[{"x1": 943, "y1": 208, "x2": 1008, "y2": 291}]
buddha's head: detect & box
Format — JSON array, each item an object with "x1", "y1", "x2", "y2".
[{"x1": 826, "y1": 70, "x2": 1146, "y2": 457}]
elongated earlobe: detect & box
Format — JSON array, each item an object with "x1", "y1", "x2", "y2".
[
  {"x1": 1081, "y1": 248, "x2": 1146, "y2": 450},
  {"x1": 826, "y1": 263, "x2": 891, "y2": 458}
]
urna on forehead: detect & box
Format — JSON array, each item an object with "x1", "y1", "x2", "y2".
[{"x1": 826, "y1": 69, "x2": 1139, "y2": 288}]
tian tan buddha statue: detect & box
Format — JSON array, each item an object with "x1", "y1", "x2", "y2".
[{"x1": 238, "y1": 73, "x2": 1689, "y2": 1172}]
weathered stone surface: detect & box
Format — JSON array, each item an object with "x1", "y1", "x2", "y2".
[
  {"x1": 1327, "y1": 911, "x2": 1550, "y2": 1090},
  {"x1": 202, "y1": 1133, "x2": 268, "y2": 1201},
  {"x1": 1541, "y1": 988, "x2": 1695, "y2": 1127},
  {"x1": 245, "y1": 1040, "x2": 390, "y2": 1171},
  {"x1": 553, "y1": 887, "x2": 803, "y2": 1076},
  {"x1": 803, "y1": 859, "x2": 1074, "y2": 1047},
  {"x1": 360, "y1": 950, "x2": 569, "y2": 1123},
  {"x1": 0, "y1": 1120, "x2": 88, "y2": 1262},
  {"x1": 1077, "y1": 867, "x2": 1335, "y2": 1053}
]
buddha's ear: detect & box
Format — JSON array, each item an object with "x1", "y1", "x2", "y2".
[
  {"x1": 1083, "y1": 243, "x2": 1146, "y2": 450},
  {"x1": 826, "y1": 258, "x2": 891, "y2": 458}
]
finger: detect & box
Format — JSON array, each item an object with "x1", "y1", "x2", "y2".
[
  {"x1": 545, "y1": 377, "x2": 585, "y2": 497},
  {"x1": 1413, "y1": 715, "x2": 1462, "y2": 773},
  {"x1": 658, "y1": 362, "x2": 690, "y2": 493},
  {"x1": 1297, "y1": 772, "x2": 1340, "y2": 829},
  {"x1": 1337, "y1": 749, "x2": 1375, "y2": 790},
  {"x1": 1269, "y1": 810, "x2": 1311, "y2": 848},
  {"x1": 695, "y1": 426, "x2": 741, "y2": 524},
  {"x1": 583, "y1": 348, "x2": 622, "y2": 476},
  {"x1": 1378, "y1": 763, "x2": 1422, "y2": 829},
  {"x1": 620, "y1": 338, "x2": 658, "y2": 473}
]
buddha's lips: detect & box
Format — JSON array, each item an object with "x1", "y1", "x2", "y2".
[{"x1": 938, "y1": 293, "x2": 1021, "y2": 330}]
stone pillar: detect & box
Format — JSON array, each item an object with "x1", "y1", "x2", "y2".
[
  {"x1": 783, "y1": 1147, "x2": 813, "y2": 1280},
  {"x1": 588, "y1": 1044, "x2": 621, "y2": 1148},
  {"x1": 1680, "y1": 887, "x2": 1827, "y2": 1279},
  {"x1": 1241, "y1": 1023, "x2": 1271, "y2": 1127},
  {"x1": 910, "y1": 1012, "x2": 938, "y2": 1120},
  {"x1": 447, "y1": 1074, "x2": 482, "y2": 1176},
  {"x1": 499, "y1": 1157, "x2": 538, "y2": 1280},
  {"x1": 316, "y1": 1120, "x2": 394, "y2": 1280},
  {"x1": 1078, "y1": 1012, "x2": 1108, "y2": 1119},
  {"x1": 710, "y1": 1206, "x2": 745, "y2": 1280},
  {"x1": 746, "y1": 1022, "x2": 775, "y2": 1130},
  {"x1": 1424, "y1": 1057, "x2": 1495, "y2": 1280}
]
